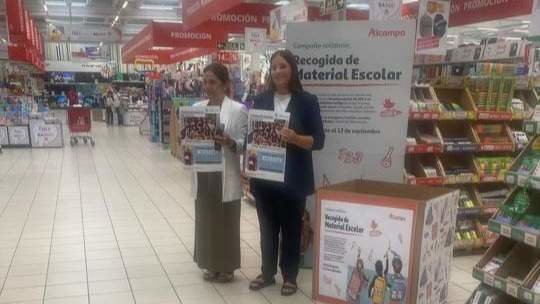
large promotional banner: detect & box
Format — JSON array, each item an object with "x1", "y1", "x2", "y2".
[
  {"x1": 182, "y1": 0, "x2": 243, "y2": 30},
  {"x1": 416, "y1": 0, "x2": 450, "y2": 55},
  {"x1": 317, "y1": 197, "x2": 415, "y2": 304},
  {"x1": 245, "y1": 110, "x2": 290, "y2": 182},
  {"x1": 287, "y1": 21, "x2": 415, "y2": 267},
  {"x1": 449, "y1": 0, "x2": 534, "y2": 26}
]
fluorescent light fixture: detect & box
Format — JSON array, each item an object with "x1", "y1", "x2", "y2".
[
  {"x1": 113, "y1": 15, "x2": 119, "y2": 22},
  {"x1": 99, "y1": 41, "x2": 103, "y2": 46},
  {"x1": 275, "y1": 0, "x2": 290, "y2": 5},
  {"x1": 122, "y1": 1, "x2": 128, "y2": 9},
  {"x1": 45, "y1": 1, "x2": 67, "y2": 6},
  {"x1": 402, "y1": 0, "x2": 418, "y2": 3},
  {"x1": 43, "y1": 4, "x2": 48, "y2": 11},
  {"x1": 70, "y1": 2, "x2": 86, "y2": 7},
  {"x1": 153, "y1": 20, "x2": 182, "y2": 23},
  {"x1": 522, "y1": 20, "x2": 531, "y2": 24},
  {"x1": 151, "y1": 46, "x2": 174, "y2": 50},
  {"x1": 505, "y1": 37, "x2": 523, "y2": 40},
  {"x1": 513, "y1": 29, "x2": 529, "y2": 33},
  {"x1": 477, "y1": 27, "x2": 499, "y2": 32},
  {"x1": 347, "y1": 3, "x2": 370, "y2": 9},
  {"x1": 1, "y1": 38, "x2": 7, "y2": 44},
  {"x1": 140, "y1": 5, "x2": 175, "y2": 10}
]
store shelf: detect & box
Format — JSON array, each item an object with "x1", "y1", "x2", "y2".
[
  {"x1": 409, "y1": 111, "x2": 439, "y2": 120},
  {"x1": 406, "y1": 143, "x2": 443, "y2": 154},
  {"x1": 473, "y1": 265, "x2": 540, "y2": 304},
  {"x1": 488, "y1": 220, "x2": 540, "y2": 248}
]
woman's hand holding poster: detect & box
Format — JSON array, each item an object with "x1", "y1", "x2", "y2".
[
  {"x1": 179, "y1": 106, "x2": 223, "y2": 172},
  {"x1": 245, "y1": 109, "x2": 290, "y2": 182}
]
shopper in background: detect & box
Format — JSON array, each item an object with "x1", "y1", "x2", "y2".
[
  {"x1": 192, "y1": 63, "x2": 247, "y2": 283},
  {"x1": 113, "y1": 90, "x2": 122, "y2": 126},
  {"x1": 105, "y1": 91, "x2": 114, "y2": 125},
  {"x1": 248, "y1": 50, "x2": 325, "y2": 296}
]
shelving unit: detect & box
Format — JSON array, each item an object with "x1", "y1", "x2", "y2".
[
  {"x1": 407, "y1": 59, "x2": 539, "y2": 255},
  {"x1": 470, "y1": 126, "x2": 540, "y2": 303}
]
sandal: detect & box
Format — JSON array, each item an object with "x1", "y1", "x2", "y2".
[
  {"x1": 203, "y1": 270, "x2": 219, "y2": 281},
  {"x1": 215, "y1": 272, "x2": 234, "y2": 283},
  {"x1": 281, "y1": 281, "x2": 298, "y2": 296},
  {"x1": 249, "y1": 274, "x2": 275, "y2": 291}
]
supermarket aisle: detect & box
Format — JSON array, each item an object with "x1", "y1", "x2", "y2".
[{"x1": 0, "y1": 122, "x2": 477, "y2": 304}]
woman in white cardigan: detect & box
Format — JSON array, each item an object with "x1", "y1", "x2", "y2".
[{"x1": 192, "y1": 63, "x2": 247, "y2": 283}]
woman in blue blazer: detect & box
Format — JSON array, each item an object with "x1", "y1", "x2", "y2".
[{"x1": 248, "y1": 50, "x2": 325, "y2": 296}]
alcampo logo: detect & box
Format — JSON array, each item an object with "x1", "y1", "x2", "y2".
[{"x1": 369, "y1": 28, "x2": 406, "y2": 38}]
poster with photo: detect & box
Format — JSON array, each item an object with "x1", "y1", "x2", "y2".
[
  {"x1": 245, "y1": 109, "x2": 290, "y2": 182},
  {"x1": 179, "y1": 106, "x2": 223, "y2": 172},
  {"x1": 415, "y1": 0, "x2": 450, "y2": 55},
  {"x1": 317, "y1": 198, "x2": 415, "y2": 304}
]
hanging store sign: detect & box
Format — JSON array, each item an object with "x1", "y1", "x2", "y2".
[
  {"x1": 245, "y1": 27, "x2": 267, "y2": 53},
  {"x1": 416, "y1": 0, "x2": 450, "y2": 55},
  {"x1": 320, "y1": 0, "x2": 347, "y2": 16},
  {"x1": 449, "y1": 0, "x2": 534, "y2": 26},
  {"x1": 217, "y1": 41, "x2": 245, "y2": 51},
  {"x1": 182, "y1": 0, "x2": 243, "y2": 30},
  {"x1": 5, "y1": 0, "x2": 26, "y2": 42},
  {"x1": 205, "y1": 3, "x2": 274, "y2": 33},
  {"x1": 45, "y1": 61, "x2": 116, "y2": 73},
  {"x1": 269, "y1": 0, "x2": 308, "y2": 42},
  {"x1": 152, "y1": 22, "x2": 225, "y2": 49},
  {"x1": 47, "y1": 24, "x2": 121, "y2": 43},
  {"x1": 216, "y1": 51, "x2": 240, "y2": 64}
]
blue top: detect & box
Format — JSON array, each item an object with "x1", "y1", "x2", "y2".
[{"x1": 250, "y1": 90, "x2": 325, "y2": 198}]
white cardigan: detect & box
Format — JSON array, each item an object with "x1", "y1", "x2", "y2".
[{"x1": 191, "y1": 96, "x2": 248, "y2": 202}]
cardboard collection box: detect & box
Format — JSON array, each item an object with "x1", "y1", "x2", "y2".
[{"x1": 313, "y1": 179, "x2": 459, "y2": 304}]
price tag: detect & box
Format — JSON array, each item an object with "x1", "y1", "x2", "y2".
[
  {"x1": 518, "y1": 174, "x2": 528, "y2": 186},
  {"x1": 494, "y1": 278, "x2": 504, "y2": 289},
  {"x1": 506, "y1": 174, "x2": 516, "y2": 185},
  {"x1": 484, "y1": 273, "x2": 494, "y2": 286},
  {"x1": 501, "y1": 225, "x2": 512, "y2": 238},
  {"x1": 506, "y1": 281, "x2": 519, "y2": 297},
  {"x1": 483, "y1": 145, "x2": 495, "y2": 151},
  {"x1": 525, "y1": 232, "x2": 538, "y2": 247}
]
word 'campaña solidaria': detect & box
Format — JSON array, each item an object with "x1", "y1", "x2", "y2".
[{"x1": 296, "y1": 54, "x2": 402, "y2": 81}]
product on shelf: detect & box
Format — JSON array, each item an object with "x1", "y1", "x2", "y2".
[
  {"x1": 516, "y1": 150, "x2": 540, "y2": 175},
  {"x1": 482, "y1": 254, "x2": 506, "y2": 274},
  {"x1": 468, "y1": 284, "x2": 522, "y2": 304},
  {"x1": 404, "y1": 155, "x2": 444, "y2": 184},
  {"x1": 456, "y1": 219, "x2": 484, "y2": 249},
  {"x1": 512, "y1": 131, "x2": 529, "y2": 150},
  {"x1": 459, "y1": 189, "x2": 476, "y2": 208},
  {"x1": 475, "y1": 156, "x2": 512, "y2": 179},
  {"x1": 440, "y1": 155, "x2": 476, "y2": 183},
  {"x1": 474, "y1": 124, "x2": 512, "y2": 146},
  {"x1": 439, "y1": 121, "x2": 478, "y2": 152},
  {"x1": 478, "y1": 187, "x2": 509, "y2": 209},
  {"x1": 496, "y1": 189, "x2": 531, "y2": 224},
  {"x1": 468, "y1": 76, "x2": 515, "y2": 112}
]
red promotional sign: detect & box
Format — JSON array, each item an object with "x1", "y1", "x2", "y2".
[
  {"x1": 169, "y1": 48, "x2": 215, "y2": 63},
  {"x1": 6, "y1": 0, "x2": 26, "y2": 39},
  {"x1": 24, "y1": 10, "x2": 32, "y2": 43},
  {"x1": 216, "y1": 51, "x2": 239, "y2": 64},
  {"x1": 152, "y1": 22, "x2": 226, "y2": 49},
  {"x1": 449, "y1": 0, "x2": 534, "y2": 26},
  {"x1": 200, "y1": 3, "x2": 274, "y2": 33},
  {"x1": 182, "y1": 0, "x2": 243, "y2": 30}
]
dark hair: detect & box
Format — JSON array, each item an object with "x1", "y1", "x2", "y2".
[
  {"x1": 375, "y1": 260, "x2": 383, "y2": 275},
  {"x1": 203, "y1": 63, "x2": 232, "y2": 96},
  {"x1": 268, "y1": 50, "x2": 303, "y2": 93}
]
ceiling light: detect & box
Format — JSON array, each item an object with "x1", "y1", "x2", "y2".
[
  {"x1": 122, "y1": 1, "x2": 128, "y2": 9},
  {"x1": 140, "y1": 5, "x2": 175, "y2": 10},
  {"x1": 1, "y1": 38, "x2": 7, "y2": 44},
  {"x1": 43, "y1": 4, "x2": 48, "y2": 11},
  {"x1": 153, "y1": 20, "x2": 182, "y2": 23},
  {"x1": 522, "y1": 21, "x2": 531, "y2": 24},
  {"x1": 513, "y1": 29, "x2": 529, "y2": 33},
  {"x1": 505, "y1": 37, "x2": 523, "y2": 40},
  {"x1": 402, "y1": 0, "x2": 418, "y2": 3},
  {"x1": 70, "y1": 2, "x2": 86, "y2": 7},
  {"x1": 151, "y1": 46, "x2": 174, "y2": 50},
  {"x1": 477, "y1": 27, "x2": 499, "y2": 32},
  {"x1": 45, "y1": 1, "x2": 67, "y2": 6},
  {"x1": 99, "y1": 41, "x2": 103, "y2": 46},
  {"x1": 113, "y1": 15, "x2": 119, "y2": 22},
  {"x1": 347, "y1": 3, "x2": 370, "y2": 9},
  {"x1": 275, "y1": 1, "x2": 290, "y2": 5}
]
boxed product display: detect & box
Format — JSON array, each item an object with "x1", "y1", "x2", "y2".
[
  {"x1": 472, "y1": 123, "x2": 514, "y2": 152},
  {"x1": 506, "y1": 137, "x2": 540, "y2": 187},
  {"x1": 404, "y1": 155, "x2": 445, "y2": 185},
  {"x1": 438, "y1": 121, "x2": 478, "y2": 152},
  {"x1": 455, "y1": 219, "x2": 483, "y2": 250},
  {"x1": 406, "y1": 121, "x2": 443, "y2": 153},
  {"x1": 476, "y1": 184, "x2": 510, "y2": 214},
  {"x1": 440, "y1": 154, "x2": 477, "y2": 184},
  {"x1": 436, "y1": 87, "x2": 476, "y2": 120},
  {"x1": 468, "y1": 76, "x2": 515, "y2": 113},
  {"x1": 474, "y1": 156, "x2": 512, "y2": 182},
  {"x1": 467, "y1": 284, "x2": 522, "y2": 304}
]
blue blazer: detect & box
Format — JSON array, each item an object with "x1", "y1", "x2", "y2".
[{"x1": 250, "y1": 90, "x2": 325, "y2": 198}]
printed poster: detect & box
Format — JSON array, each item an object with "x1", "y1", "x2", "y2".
[
  {"x1": 269, "y1": 0, "x2": 308, "y2": 42},
  {"x1": 179, "y1": 106, "x2": 223, "y2": 172},
  {"x1": 8, "y1": 125, "x2": 30, "y2": 146},
  {"x1": 245, "y1": 27, "x2": 267, "y2": 53},
  {"x1": 317, "y1": 198, "x2": 415, "y2": 304},
  {"x1": 245, "y1": 110, "x2": 290, "y2": 182},
  {"x1": 29, "y1": 120, "x2": 63, "y2": 148},
  {"x1": 416, "y1": 191, "x2": 458, "y2": 304},
  {"x1": 415, "y1": 0, "x2": 450, "y2": 55},
  {"x1": 287, "y1": 21, "x2": 415, "y2": 267}
]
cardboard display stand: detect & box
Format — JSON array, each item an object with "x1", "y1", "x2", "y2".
[{"x1": 314, "y1": 180, "x2": 459, "y2": 304}]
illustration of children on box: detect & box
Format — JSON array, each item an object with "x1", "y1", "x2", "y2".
[
  {"x1": 347, "y1": 250, "x2": 368, "y2": 303},
  {"x1": 387, "y1": 252, "x2": 406, "y2": 304},
  {"x1": 369, "y1": 257, "x2": 389, "y2": 304}
]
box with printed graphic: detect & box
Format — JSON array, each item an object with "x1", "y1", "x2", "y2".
[{"x1": 313, "y1": 180, "x2": 458, "y2": 304}]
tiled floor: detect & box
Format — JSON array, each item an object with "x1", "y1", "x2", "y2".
[{"x1": 0, "y1": 120, "x2": 479, "y2": 304}]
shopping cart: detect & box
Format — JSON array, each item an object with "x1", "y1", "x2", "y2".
[{"x1": 67, "y1": 106, "x2": 95, "y2": 146}]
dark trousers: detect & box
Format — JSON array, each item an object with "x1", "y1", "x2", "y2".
[
  {"x1": 106, "y1": 107, "x2": 113, "y2": 125},
  {"x1": 254, "y1": 185, "x2": 306, "y2": 283},
  {"x1": 116, "y1": 108, "x2": 123, "y2": 125}
]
